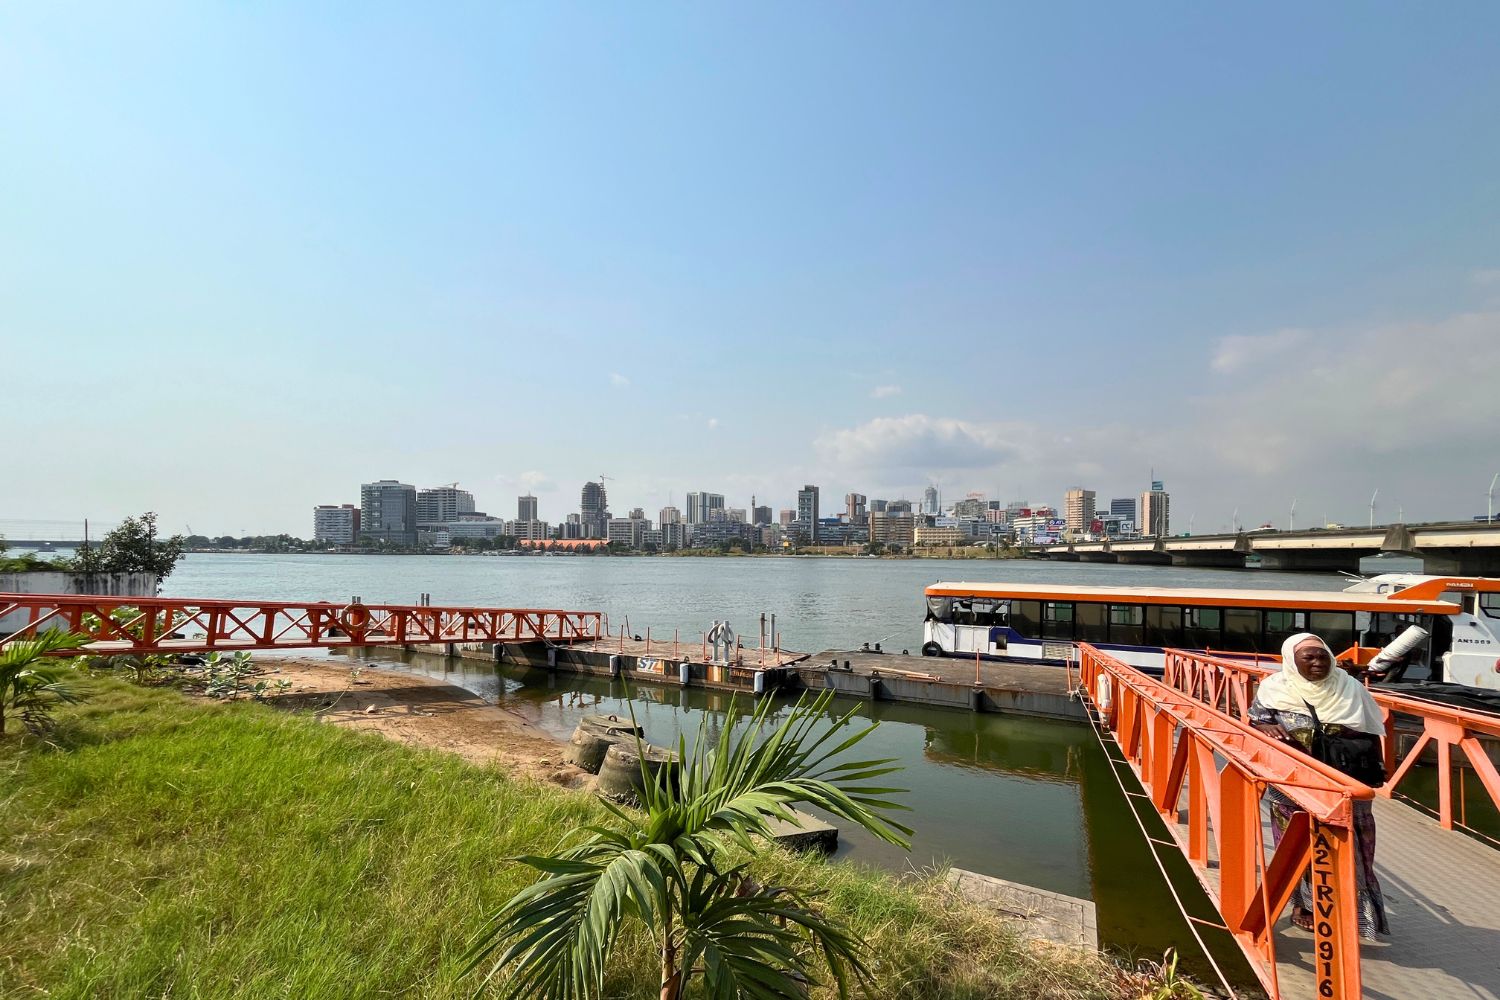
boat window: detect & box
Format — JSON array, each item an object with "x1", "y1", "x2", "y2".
[
  {"x1": 1309, "y1": 611, "x2": 1356, "y2": 654},
  {"x1": 1365, "y1": 611, "x2": 1423, "y2": 649},
  {"x1": 1109, "y1": 605, "x2": 1145, "y2": 646},
  {"x1": 1264, "y1": 610, "x2": 1306, "y2": 649},
  {"x1": 1481, "y1": 593, "x2": 1500, "y2": 620},
  {"x1": 1144, "y1": 605, "x2": 1183, "y2": 647},
  {"x1": 973, "y1": 599, "x2": 1008, "y2": 627},
  {"x1": 1010, "y1": 600, "x2": 1041, "y2": 637},
  {"x1": 1076, "y1": 602, "x2": 1108, "y2": 643},
  {"x1": 926, "y1": 596, "x2": 952, "y2": 622},
  {"x1": 1183, "y1": 607, "x2": 1223, "y2": 650},
  {"x1": 1223, "y1": 608, "x2": 1262, "y2": 652},
  {"x1": 1041, "y1": 601, "x2": 1075, "y2": 640}
]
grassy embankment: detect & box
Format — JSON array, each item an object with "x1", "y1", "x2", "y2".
[{"x1": 2, "y1": 678, "x2": 1167, "y2": 999}]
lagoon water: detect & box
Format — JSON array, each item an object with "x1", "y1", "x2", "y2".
[{"x1": 160, "y1": 552, "x2": 1415, "y2": 975}]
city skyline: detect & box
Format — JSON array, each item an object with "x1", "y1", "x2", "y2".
[{"x1": 4, "y1": 5, "x2": 1498, "y2": 535}]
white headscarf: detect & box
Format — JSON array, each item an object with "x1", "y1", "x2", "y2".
[{"x1": 1254, "y1": 632, "x2": 1385, "y2": 735}]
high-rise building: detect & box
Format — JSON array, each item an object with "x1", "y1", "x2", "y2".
[
  {"x1": 778, "y1": 509, "x2": 796, "y2": 527},
  {"x1": 845, "y1": 493, "x2": 867, "y2": 523},
  {"x1": 312, "y1": 504, "x2": 360, "y2": 545},
  {"x1": 1140, "y1": 481, "x2": 1171, "y2": 538},
  {"x1": 360, "y1": 480, "x2": 418, "y2": 545},
  {"x1": 580, "y1": 481, "x2": 609, "y2": 538},
  {"x1": 751, "y1": 505, "x2": 772, "y2": 526},
  {"x1": 1110, "y1": 497, "x2": 1137, "y2": 521},
  {"x1": 1064, "y1": 488, "x2": 1097, "y2": 536},
  {"x1": 796, "y1": 485, "x2": 820, "y2": 542},
  {"x1": 922, "y1": 485, "x2": 940, "y2": 515},
  {"x1": 886, "y1": 499, "x2": 912, "y2": 514},
  {"x1": 416, "y1": 484, "x2": 475, "y2": 528},
  {"x1": 659, "y1": 506, "x2": 681, "y2": 525},
  {"x1": 518, "y1": 494, "x2": 539, "y2": 521},
  {"x1": 953, "y1": 494, "x2": 987, "y2": 520},
  {"x1": 727, "y1": 509, "x2": 747, "y2": 523},
  {"x1": 869, "y1": 510, "x2": 915, "y2": 548},
  {"x1": 869, "y1": 499, "x2": 888, "y2": 514},
  {"x1": 685, "y1": 492, "x2": 725, "y2": 525}
]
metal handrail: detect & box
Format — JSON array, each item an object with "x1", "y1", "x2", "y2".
[
  {"x1": 1080, "y1": 643, "x2": 1367, "y2": 999},
  {"x1": 0, "y1": 593, "x2": 604, "y2": 655},
  {"x1": 1162, "y1": 649, "x2": 1500, "y2": 835}
]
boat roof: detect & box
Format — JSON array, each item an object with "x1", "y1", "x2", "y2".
[{"x1": 922, "y1": 581, "x2": 1462, "y2": 615}]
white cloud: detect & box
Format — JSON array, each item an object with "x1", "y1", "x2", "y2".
[
  {"x1": 493, "y1": 469, "x2": 556, "y2": 493},
  {"x1": 1209, "y1": 328, "x2": 1305, "y2": 374},
  {"x1": 816, "y1": 414, "x2": 1025, "y2": 472},
  {"x1": 1193, "y1": 310, "x2": 1500, "y2": 485},
  {"x1": 609, "y1": 372, "x2": 630, "y2": 387},
  {"x1": 870, "y1": 384, "x2": 902, "y2": 399},
  {"x1": 706, "y1": 417, "x2": 720, "y2": 430}
]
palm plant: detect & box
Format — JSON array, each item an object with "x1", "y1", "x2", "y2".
[
  {"x1": 463, "y1": 690, "x2": 912, "y2": 1000},
  {"x1": 0, "y1": 630, "x2": 89, "y2": 737}
]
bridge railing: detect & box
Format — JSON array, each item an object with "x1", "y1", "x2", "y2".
[
  {"x1": 0, "y1": 593, "x2": 604, "y2": 655},
  {"x1": 1080, "y1": 643, "x2": 1370, "y2": 1000},
  {"x1": 1163, "y1": 649, "x2": 1500, "y2": 840}
]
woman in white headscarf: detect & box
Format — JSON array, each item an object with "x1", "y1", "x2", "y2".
[{"x1": 1249, "y1": 632, "x2": 1389, "y2": 939}]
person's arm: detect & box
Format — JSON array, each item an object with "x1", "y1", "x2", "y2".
[{"x1": 1248, "y1": 702, "x2": 1292, "y2": 742}]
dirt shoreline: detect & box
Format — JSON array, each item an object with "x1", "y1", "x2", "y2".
[{"x1": 252, "y1": 657, "x2": 590, "y2": 787}]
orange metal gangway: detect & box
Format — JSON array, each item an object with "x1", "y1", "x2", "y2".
[
  {"x1": 0, "y1": 593, "x2": 604, "y2": 656},
  {"x1": 1164, "y1": 648, "x2": 1500, "y2": 838},
  {"x1": 1079, "y1": 643, "x2": 1370, "y2": 999}
]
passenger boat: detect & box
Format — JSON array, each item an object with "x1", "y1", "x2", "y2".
[{"x1": 921, "y1": 574, "x2": 1500, "y2": 689}]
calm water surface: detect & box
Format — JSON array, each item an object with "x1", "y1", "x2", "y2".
[{"x1": 159, "y1": 553, "x2": 1418, "y2": 978}]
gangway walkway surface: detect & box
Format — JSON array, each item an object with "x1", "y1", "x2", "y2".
[
  {"x1": 0, "y1": 593, "x2": 604, "y2": 655},
  {"x1": 1085, "y1": 642, "x2": 1500, "y2": 998}
]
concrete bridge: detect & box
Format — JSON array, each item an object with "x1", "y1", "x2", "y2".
[{"x1": 1042, "y1": 520, "x2": 1500, "y2": 574}]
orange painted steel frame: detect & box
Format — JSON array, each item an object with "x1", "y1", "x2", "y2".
[
  {"x1": 1164, "y1": 649, "x2": 1500, "y2": 835},
  {"x1": 0, "y1": 593, "x2": 604, "y2": 656},
  {"x1": 1080, "y1": 643, "x2": 1369, "y2": 999}
]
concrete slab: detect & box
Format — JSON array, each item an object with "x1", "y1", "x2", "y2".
[
  {"x1": 763, "y1": 809, "x2": 838, "y2": 853},
  {"x1": 947, "y1": 868, "x2": 1098, "y2": 950}
]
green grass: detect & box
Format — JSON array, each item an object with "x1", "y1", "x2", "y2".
[{"x1": 0, "y1": 678, "x2": 1161, "y2": 999}]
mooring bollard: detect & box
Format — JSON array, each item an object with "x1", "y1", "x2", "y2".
[
  {"x1": 752, "y1": 670, "x2": 766, "y2": 696},
  {"x1": 547, "y1": 646, "x2": 558, "y2": 668},
  {"x1": 679, "y1": 661, "x2": 690, "y2": 686},
  {"x1": 609, "y1": 654, "x2": 621, "y2": 678}
]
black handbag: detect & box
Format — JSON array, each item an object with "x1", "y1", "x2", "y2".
[{"x1": 1304, "y1": 701, "x2": 1386, "y2": 787}]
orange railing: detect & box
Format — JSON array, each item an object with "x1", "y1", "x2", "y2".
[
  {"x1": 0, "y1": 593, "x2": 604, "y2": 656},
  {"x1": 1080, "y1": 644, "x2": 1370, "y2": 999},
  {"x1": 1163, "y1": 649, "x2": 1500, "y2": 838}
]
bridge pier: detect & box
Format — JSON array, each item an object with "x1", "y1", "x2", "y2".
[
  {"x1": 1169, "y1": 552, "x2": 1247, "y2": 569},
  {"x1": 1418, "y1": 548, "x2": 1500, "y2": 576},
  {"x1": 1256, "y1": 550, "x2": 1372, "y2": 573}
]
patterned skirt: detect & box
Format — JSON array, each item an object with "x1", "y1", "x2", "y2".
[{"x1": 1268, "y1": 791, "x2": 1389, "y2": 940}]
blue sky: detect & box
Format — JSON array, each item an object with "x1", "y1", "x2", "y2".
[{"x1": 4, "y1": 3, "x2": 1499, "y2": 535}]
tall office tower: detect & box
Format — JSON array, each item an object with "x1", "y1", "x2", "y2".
[
  {"x1": 658, "y1": 506, "x2": 682, "y2": 525},
  {"x1": 751, "y1": 505, "x2": 773, "y2": 526},
  {"x1": 778, "y1": 508, "x2": 796, "y2": 527},
  {"x1": 1140, "y1": 481, "x2": 1171, "y2": 538},
  {"x1": 1063, "y1": 488, "x2": 1097, "y2": 535},
  {"x1": 845, "y1": 493, "x2": 867, "y2": 523},
  {"x1": 1110, "y1": 497, "x2": 1137, "y2": 521},
  {"x1": 360, "y1": 480, "x2": 418, "y2": 545},
  {"x1": 922, "y1": 485, "x2": 940, "y2": 515},
  {"x1": 886, "y1": 499, "x2": 912, "y2": 514},
  {"x1": 518, "y1": 494, "x2": 538, "y2": 521},
  {"x1": 796, "y1": 484, "x2": 820, "y2": 542},
  {"x1": 416, "y1": 484, "x2": 476, "y2": 527},
  {"x1": 685, "y1": 492, "x2": 726, "y2": 524},
  {"x1": 580, "y1": 481, "x2": 609, "y2": 538},
  {"x1": 868, "y1": 499, "x2": 888, "y2": 514}
]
